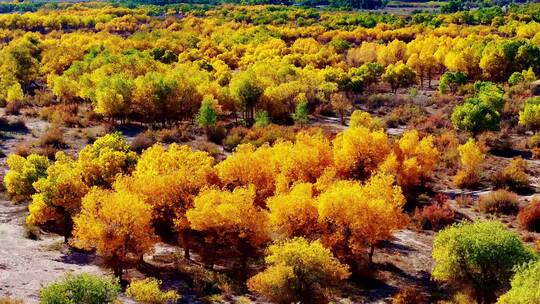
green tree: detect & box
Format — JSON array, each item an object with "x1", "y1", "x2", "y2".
[
  {"x1": 196, "y1": 95, "x2": 218, "y2": 130},
  {"x1": 439, "y1": 72, "x2": 467, "y2": 94},
  {"x1": 432, "y1": 221, "x2": 535, "y2": 304},
  {"x1": 230, "y1": 70, "x2": 263, "y2": 124},
  {"x1": 519, "y1": 97, "x2": 540, "y2": 132},
  {"x1": 382, "y1": 62, "x2": 417, "y2": 93},
  {"x1": 292, "y1": 93, "x2": 309, "y2": 125}
]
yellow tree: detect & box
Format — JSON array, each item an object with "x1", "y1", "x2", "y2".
[
  {"x1": 115, "y1": 143, "x2": 216, "y2": 259},
  {"x1": 248, "y1": 238, "x2": 350, "y2": 303},
  {"x1": 72, "y1": 187, "x2": 157, "y2": 279},
  {"x1": 332, "y1": 126, "x2": 391, "y2": 179},
  {"x1": 186, "y1": 186, "x2": 269, "y2": 280},
  {"x1": 271, "y1": 131, "x2": 333, "y2": 193},
  {"x1": 216, "y1": 144, "x2": 276, "y2": 206},
  {"x1": 27, "y1": 152, "x2": 89, "y2": 243},
  {"x1": 316, "y1": 173, "x2": 406, "y2": 269},
  {"x1": 349, "y1": 110, "x2": 383, "y2": 130},
  {"x1": 380, "y1": 130, "x2": 439, "y2": 192},
  {"x1": 3, "y1": 153, "x2": 50, "y2": 202},
  {"x1": 77, "y1": 132, "x2": 137, "y2": 188},
  {"x1": 267, "y1": 183, "x2": 319, "y2": 239},
  {"x1": 454, "y1": 138, "x2": 485, "y2": 188}
]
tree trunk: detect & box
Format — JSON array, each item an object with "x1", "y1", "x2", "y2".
[
  {"x1": 112, "y1": 253, "x2": 123, "y2": 280},
  {"x1": 368, "y1": 244, "x2": 375, "y2": 265},
  {"x1": 239, "y1": 238, "x2": 249, "y2": 283},
  {"x1": 180, "y1": 230, "x2": 190, "y2": 260},
  {"x1": 61, "y1": 209, "x2": 73, "y2": 244}
]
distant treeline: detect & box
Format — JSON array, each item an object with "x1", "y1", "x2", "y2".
[
  {"x1": 0, "y1": 0, "x2": 533, "y2": 13},
  {"x1": 113, "y1": 0, "x2": 385, "y2": 9}
]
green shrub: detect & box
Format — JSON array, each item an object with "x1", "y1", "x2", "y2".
[
  {"x1": 477, "y1": 190, "x2": 520, "y2": 215},
  {"x1": 254, "y1": 110, "x2": 270, "y2": 128},
  {"x1": 126, "y1": 278, "x2": 180, "y2": 304},
  {"x1": 39, "y1": 273, "x2": 120, "y2": 304},
  {"x1": 432, "y1": 221, "x2": 534, "y2": 304},
  {"x1": 508, "y1": 72, "x2": 525, "y2": 86},
  {"x1": 497, "y1": 260, "x2": 540, "y2": 304}
]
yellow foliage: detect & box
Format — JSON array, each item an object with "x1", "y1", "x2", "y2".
[
  {"x1": 187, "y1": 186, "x2": 269, "y2": 247},
  {"x1": 454, "y1": 138, "x2": 485, "y2": 188},
  {"x1": 126, "y1": 278, "x2": 180, "y2": 304},
  {"x1": 216, "y1": 144, "x2": 276, "y2": 205},
  {"x1": 3, "y1": 154, "x2": 50, "y2": 201},
  {"x1": 72, "y1": 187, "x2": 157, "y2": 276},
  {"x1": 272, "y1": 131, "x2": 333, "y2": 193},
  {"x1": 332, "y1": 126, "x2": 391, "y2": 179},
  {"x1": 349, "y1": 110, "x2": 383, "y2": 130},
  {"x1": 116, "y1": 143, "x2": 216, "y2": 230},
  {"x1": 267, "y1": 183, "x2": 319, "y2": 239},
  {"x1": 316, "y1": 173, "x2": 405, "y2": 261},
  {"x1": 248, "y1": 237, "x2": 349, "y2": 304},
  {"x1": 381, "y1": 130, "x2": 439, "y2": 191},
  {"x1": 27, "y1": 152, "x2": 88, "y2": 231}
]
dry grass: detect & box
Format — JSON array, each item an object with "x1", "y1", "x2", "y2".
[{"x1": 477, "y1": 190, "x2": 520, "y2": 215}]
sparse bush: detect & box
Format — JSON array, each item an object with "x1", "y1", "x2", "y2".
[
  {"x1": 492, "y1": 158, "x2": 529, "y2": 192},
  {"x1": 477, "y1": 190, "x2": 520, "y2": 215},
  {"x1": 24, "y1": 221, "x2": 41, "y2": 240},
  {"x1": 126, "y1": 278, "x2": 180, "y2": 304},
  {"x1": 223, "y1": 132, "x2": 243, "y2": 152},
  {"x1": 414, "y1": 196, "x2": 455, "y2": 231},
  {"x1": 456, "y1": 195, "x2": 474, "y2": 208},
  {"x1": 517, "y1": 199, "x2": 540, "y2": 232},
  {"x1": 39, "y1": 273, "x2": 120, "y2": 304},
  {"x1": 392, "y1": 287, "x2": 427, "y2": 304},
  {"x1": 366, "y1": 93, "x2": 391, "y2": 108},
  {"x1": 155, "y1": 125, "x2": 192, "y2": 143},
  {"x1": 5, "y1": 100, "x2": 23, "y2": 115},
  {"x1": 40, "y1": 104, "x2": 80, "y2": 127},
  {"x1": 0, "y1": 117, "x2": 27, "y2": 132},
  {"x1": 14, "y1": 142, "x2": 33, "y2": 157},
  {"x1": 207, "y1": 125, "x2": 227, "y2": 144},
  {"x1": 0, "y1": 297, "x2": 23, "y2": 304},
  {"x1": 37, "y1": 125, "x2": 67, "y2": 149},
  {"x1": 131, "y1": 132, "x2": 156, "y2": 153},
  {"x1": 176, "y1": 258, "x2": 232, "y2": 296}
]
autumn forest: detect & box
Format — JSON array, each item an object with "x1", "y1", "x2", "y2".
[{"x1": 1, "y1": 1, "x2": 540, "y2": 303}]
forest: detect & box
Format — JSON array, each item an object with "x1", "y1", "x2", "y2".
[{"x1": 1, "y1": 1, "x2": 540, "y2": 303}]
